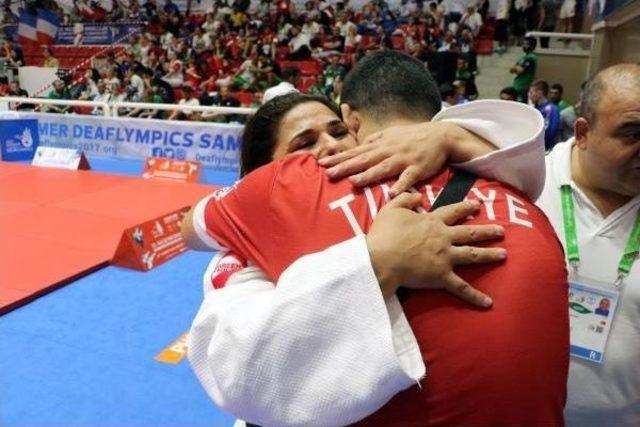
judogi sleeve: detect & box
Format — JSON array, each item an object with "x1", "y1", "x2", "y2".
[
  {"x1": 189, "y1": 158, "x2": 423, "y2": 426},
  {"x1": 438, "y1": 99, "x2": 546, "y2": 200},
  {"x1": 188, "y1": 237, "x2": 424, "y2": 427}
]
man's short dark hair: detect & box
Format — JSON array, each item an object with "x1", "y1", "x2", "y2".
[
  {"x1": 531, "y1": 80, "x2": 549, "y2": 96},
  {"x1": 439, "y1": 83, "x2": 455, "y2": 100},
  {"x1": 500, "y1": 86, "x2": 517, "y2": 99},
  {"x1": 341, "y1": 50, "x2": 441, "y2": 123},
  {"x1": 550, "y1": 83, "x2": 563, "y2": 94},
  {"x1": 523, "y1": 36, "x2": 537, "y2": 51}
]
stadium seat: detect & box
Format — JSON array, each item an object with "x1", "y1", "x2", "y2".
[
  {"x1": 391, "y1": 36, "x2": 405, "y2": 50},
  {"x1": 298, "y1": 76, "x2": 317, "y2": 93},
  {"x1": 298, "y1": 60, "x2": 324, "y2": 76},
  {"x1": 233, "y1": 91, "x2": 255, "y2": 106},
  {"x1": 276, "y1": 46, "x2": 290, "y2": 60},
  {"x1": 476, "y1": 39, "x2": 494, "y2": 55}
]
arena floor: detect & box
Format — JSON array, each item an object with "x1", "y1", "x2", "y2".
[{"x1": 0, "y1": 158, "x2": 237, "y2": 426}]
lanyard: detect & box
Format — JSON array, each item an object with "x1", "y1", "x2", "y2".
[{"x1": 560, "y1": 185, "x2": 640, "y2": 288}]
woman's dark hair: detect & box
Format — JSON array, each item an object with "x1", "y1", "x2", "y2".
[{"x1": 240, "y1": 93, "x2": 340, "y2": 176}]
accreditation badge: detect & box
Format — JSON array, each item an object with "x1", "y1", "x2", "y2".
[{"x1": 568, "y1": 275, "x2": 620, "y2": 364}]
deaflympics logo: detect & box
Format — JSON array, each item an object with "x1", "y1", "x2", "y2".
[{"x1": 20, "y1": 128, "x2": 33, "y2": 148}]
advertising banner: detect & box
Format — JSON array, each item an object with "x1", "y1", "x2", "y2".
[
  {"x1": 55, "y1": 23, "x2": 143, "y2": 45},
  {"x1": 0, "y1": 119, "x2": 39, "y2": 161},
  {"x1": 142, "y1": 157, "x2": 202, "y2": 182},
  {"x1": 112, "y1": 207, "x2": 190, "y2": 272},
  {"x1": 1, "y1": 112, "x2": 243, "y2": 173}
]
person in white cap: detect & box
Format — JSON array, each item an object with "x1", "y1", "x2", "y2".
[{"x1": 263, "y1": 81, "x2": 298, "y2": 103}]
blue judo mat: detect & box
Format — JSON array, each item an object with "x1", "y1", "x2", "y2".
[{"x1": 0, "y1": 158, "x2": 238, "y2": 426}]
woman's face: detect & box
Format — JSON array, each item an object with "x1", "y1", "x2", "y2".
[{"x1": 272, "y1": 102, "x2": 357, "y2": 161}]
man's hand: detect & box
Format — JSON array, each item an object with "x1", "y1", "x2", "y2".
[
  {"x1": 366, "y1": 194, "x2": 506, "y2": 308},
  {"x1": 318, "y1": 121, "x2": 494, "y2": 198}
]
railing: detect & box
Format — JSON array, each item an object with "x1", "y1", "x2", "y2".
[
  {"x1": 525, "y1": 31, "x2": 594, "y2": 57},
  {"x1": 111, "y1": 102, "x2": 255, "y2": 119},
  {"x1": 0, "y1": 97, "x2": 256, "y2": 119},
  {"x1": 0, "y1": 97, "x2": 111, "y2": 115}
]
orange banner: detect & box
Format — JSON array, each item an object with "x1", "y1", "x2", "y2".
[
  {"x1": 112, "y1": 207, "x2": 190, "y2": 271},
  {"x1": 142, "y1": 157, "x2": 201, "y2": 183}
]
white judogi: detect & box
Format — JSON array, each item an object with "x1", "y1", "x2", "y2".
[
  {"x1": 536, "y1": 139, "x2": 640, "y2": 426},
  {"x1": 188, "y1": 100, "x2": 546, "y2": 427}
]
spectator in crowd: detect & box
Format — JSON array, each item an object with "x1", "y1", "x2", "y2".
[
  {"x1": 43, "y1": 47, "x2": 59, "y2": 68},
  {"x1": 439, "y1": 82, "x2": 457, "y2": 108},
  {"x1": 328, "y1": 73, "x2": 343, "y2": 103},
  {"x1": 8, "y1": 0, "x2": 488, "y2": 124},
  {"x1": 45, "y1": 79, "x2": 72, "y2": 114},
  {"x1": 8, "y1": 80, "x2": 28, "y2": 98},
  {"x1": 0, "y1": 76, "x2": 9, "y2": 96},
  {"x1": 1, "y1": 39, "x2": 24, "y2": 78},
  {"x1": 510, "y1": 36, "x2": 538, "y2": 102},
  {"x1": 453, "y1": 79, "x2": 469, "y2": 104},
  {"x1": 549, "y1": 83, "x2": 571, "y2": 111},
  {"x1": 127, "y1": 84, "x2": 165, "y2": 118},
  {"x1": 529, "y1": 79, "x2": 560, "y2": 151},
  {"x1": 309, "y1": 73, "x2": 329, "y2": 97},
  {"x1": 539, "y1": 0, "x2": 560, "y2": 48},
  {"x1": 168, "y1": 85, "x2": 200, "y2": 120},
  {"x1": 559, "y1": 0, "x2": 576, "y2": 33},
  {"x1": 455, "y1": 57, "x2": 477, "y2": 99},
  {"x1": 459, "y1": 5, "x2": 482, "y2": 37},
  {"x1": 91, "y1": 80, "x2": 111, "y2": 114},
  {"x1": 499, "y1": 86, "x2": 517, "y2": 101},
  {"x1": 163, "y1": 59, "x2": 184, "y2": 88},
  {"x1": 163, "y1": 0, "x2": 180, "y2": 16},
  {"x1": 447, "y1": 0, "x2": 467, "y2": 32},
  {"x1": 234, "y1": 54, "x2": 258, "y2": 89},
  {"x1": 559, "y1": 81, "x2": 585, "y2": 142},
  {"x1": 287, "y1": 25, "x2": 312, "y2": 60},
  {"x1": 203, "y1": 84, "x2": 243, "y2": 122},
  {"x1": 126, "y1": 66, "x2": 146, "y2": 101},
  {"x1": 8, "y1": 80, "x2": 33, "y2": 110},
  {"x1": 511, "y1": 0, "x2": 528, "y2": 41}
]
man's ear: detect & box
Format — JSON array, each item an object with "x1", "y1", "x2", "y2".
[
  {"x1": 574, "y1": 117, "x2": 590, "y2": 150},
  {"x1": 341, "y1": 103, "x2": 360, "y2": 134}
]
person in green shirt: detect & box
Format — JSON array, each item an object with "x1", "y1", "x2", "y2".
[
  {"x1": 308, "y1": 74, "x2": 329, "y2": 97},
  {"x1": 45, "y1": 79, "x2": 72, "y2": 113},
  {"x1": 549, "y1": 83, "x2": 571, "y2": 112},
  {"x1": 510, "y1": 36, "x2": 538, "y2": 103}
]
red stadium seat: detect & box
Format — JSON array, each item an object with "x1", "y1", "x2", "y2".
[
  {"x1": 233, "y1": 91, "x2": 255, "y2": 106},
  {"x1": 476, "y1": 39, "x2": 494, "y2": 55},
  {"x1": 391, "y1": 35, "x2": 405, "y2": 50},
  {"x1": 276, "y1": 46, "x2": 290, "y2": 60},
  {"x1": 360, "y1": 35, "x2": 375, "y2": 47},
  {"x1": 298, "y1": 60, "x2": 323, "y2": 76},
  {"x1": 298, "y1": 76, "x2": 317, "y2": 93}
]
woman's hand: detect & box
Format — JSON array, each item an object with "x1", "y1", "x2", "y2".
[{"x1": 318, "y1": 121, "x2": 494, "y2": 198}]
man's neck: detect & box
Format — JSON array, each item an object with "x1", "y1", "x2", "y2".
[
  {"x1": 570, "y1": 145, "x2": 632, "y2": 218},
  {"x1": 364, "y1": 117, "x2": 421, "y2": 136},
  {"x1": 536, "y1": 97, "x2": 547, "y2": 107}
]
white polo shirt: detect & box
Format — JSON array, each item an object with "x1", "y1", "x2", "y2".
[{"x1": 536, "y1": 139, "x2": 640, "y2": 426}]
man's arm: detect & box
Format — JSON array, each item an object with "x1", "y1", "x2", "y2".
[{"x1": 319, "y1": 99, "x2": 546, "y2": 200}]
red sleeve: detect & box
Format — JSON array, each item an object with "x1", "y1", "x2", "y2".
[{"x1": 202, "y1": 153, "x2": 374, "y2": 280}]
